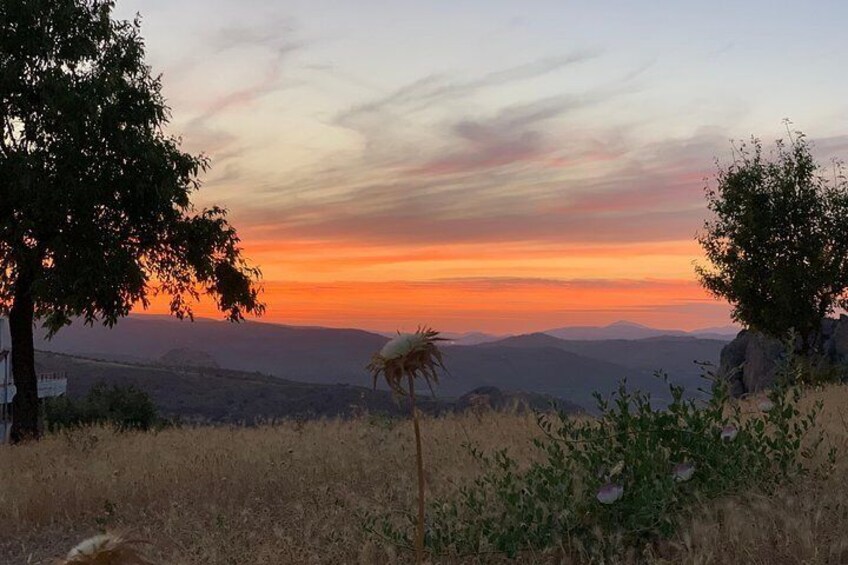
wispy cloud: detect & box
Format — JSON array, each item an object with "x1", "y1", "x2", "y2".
[
  {"x1": 208, "y1": 18, "x2": 298, "y2": 52},
  {"x1": 429, "y1": 277, "x2": 700, "y2": 290},
  {"x1": 336, "y1": 52, "x2": 598, "y2": 126},
  {"x1": 167, "y1": 19, "x2": 305, "y2": 184},
  {"x1": 124, "y1": 0, "x2": 848, "y2": 332},
  {"x1": 235, "y1": 127, "x2": 722, "y2": 247},
  {"x1": 186, "y1": 42, "x2": 300, "y2": 129},
  {"x1": 406, "y1": 93, "x2": 605, "y2": 176}
]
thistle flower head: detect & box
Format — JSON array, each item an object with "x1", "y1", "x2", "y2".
[
  {"x1": 367, "y1": 327, "x2": 445, "y2": 395},
  {"x1": 720, "y1": 424, "x2": 738, "y2": 441},
  {"x1": 672, "y1": 462, "x2": 695, "y2": 482},
  {"x1": 61, "y1": 533, "x2": 154, "y2": 565},
  {"x1": 596, "y1": 483, "x2": 624, "y2": 504},
  {"x1": 379, "y1": 332, "x2": 430, "y2": 360}
]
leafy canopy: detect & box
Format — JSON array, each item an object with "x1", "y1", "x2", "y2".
[
  {"x1": 696, "y1": 130, "x2": 848, "y2": 343},
  {"x1": 0, "y1": 0, "x2": 263, "y2": 331}
]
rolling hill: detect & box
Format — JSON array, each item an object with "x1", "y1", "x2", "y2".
[
  {"x1": 35, "y1": 351, "x2": 582, "y2": 423},
  {"x1": 34, "y1": 316, "x2": 386, "y2": 385},
  {"x1": 30, "y1": 315, "x2": 723, "y2": 411},
  {"x1": 439, "y1": 344, "x2": 661, "y2": 408},
  {"x1": 484, "y1": 332, "x2": 725, "y2": 392}
]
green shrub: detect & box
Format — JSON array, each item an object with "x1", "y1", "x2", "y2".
[
  {"x1": 44, "y1": 383, "x2": 160, "y2": 432},
  {"x1": 43, "y1": 395, "x2": 85, "y2": 431},
  {"x1": 785, "y1": 350, "x2": 847, "y2": 387},
  {"x1": 366, "y1": 366, "x2": 833, "y2": 561}
]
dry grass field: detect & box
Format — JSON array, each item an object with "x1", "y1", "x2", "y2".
[{"x1": 3, "y1": 386, "x2": 848, "y2": 564}]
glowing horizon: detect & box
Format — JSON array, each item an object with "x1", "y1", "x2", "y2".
[{"x1": 121, "y1": 1, "x2": 848, "y2": 333}]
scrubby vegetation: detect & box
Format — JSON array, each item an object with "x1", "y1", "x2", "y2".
[
  {"x1": 369, "y1": 373, "x2": 833, "y2": 561},
  {"x1": 2, "y1": 376, "x2": 848, "y2": 563},
  {"x1": 44, "y1": 383, "x2": 160, "y2": 432}
]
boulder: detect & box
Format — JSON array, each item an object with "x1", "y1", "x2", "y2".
[
  {"x1": 718, "y1": 330, "x2": 749, "y2": 397},
  {"x1": 831, "y1": 315, "x2": 848, "y2": 364},
  {"x1": 821, "y1": 317, "x2": 839, "y2": 340},
  {"x1": 742, "y1": 332, "x2": 784, "y2": 393},
  {"x1": 719, "y1": 316, "x2": 848, "y2": 396}
]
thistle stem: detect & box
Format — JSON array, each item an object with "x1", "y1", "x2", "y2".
[{"x1": 408, "y1": 371, "x2": 425, "y2": 564}]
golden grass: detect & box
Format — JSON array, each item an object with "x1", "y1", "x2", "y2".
[
  {"x1": 1, "y1": 386, "x2": 847, "y2": 564},
  {"x1": 652, "y1": 385, "x2": 848, "y2": 565},
  {"x1": 0, "y1": 411, "x2": 540, "y2": 564}
]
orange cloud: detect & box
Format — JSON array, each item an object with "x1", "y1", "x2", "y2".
[
  {"x1": 135, "y1": 235, "x2": 731, "y2": 333},
  {"x1": 238, "y1": 238, "x2": 704, "y2": 282},
  {"x1": 138, "y1": 277, "x2": 730, "y2": 334}
]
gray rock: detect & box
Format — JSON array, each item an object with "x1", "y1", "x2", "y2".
[
  {"x1": 742, "y1": 332, "x2": 785, "y2": 393},
  {"x1": 822, "y1": 317, "x2": 839, "y2": 340},
  {"x1": 718, "y1": 330, "x2": 749, "y2": 397},
  {"x1": 832, "y1": 315, "x2": 848, "y2": 363},
  {"x1": 719, "y1": 316, "x2": 848, "y2": 396}
]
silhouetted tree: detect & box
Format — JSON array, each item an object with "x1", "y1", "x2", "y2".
[
  {"x1": 697, "y1": 128, "x2": 848, "y2": 349},
  {"x1": 0, "y1": 0, "x2": 263, "y2": 442}
]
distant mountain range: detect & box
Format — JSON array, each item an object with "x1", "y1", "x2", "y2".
[
  {"x1": 440, "y1": 331, "x2": 506, "y2": 346},
  {"x1": 35, "y1": 351, "x2": 581, "y2": 423},
  {"x1": 542, "y1": 320, "x2": 739, "y2": 341},
  {"x1": 484, "y1": 333, "x2": 723, "y2": 383},
  {"x1": 31, "y1": 315, "x2": 730, "y2": 411},
  {"x1": 392, "y1": 320, "x2": 739, "y2": 345}
]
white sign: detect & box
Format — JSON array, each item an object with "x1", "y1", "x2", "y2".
[{"x1": 0, "y1": 375, "x2": 68, "y2": 404}]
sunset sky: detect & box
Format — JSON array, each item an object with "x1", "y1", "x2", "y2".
[{"x1": 121, "y1": 0, "x2": 848, "y2": 334}]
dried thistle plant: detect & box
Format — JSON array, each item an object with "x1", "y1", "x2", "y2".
[
  {"x1": 367, "y1": 326, "x2": 446, "y2": 564},
  {"x1": 59, "y1": 533, "x2": 155, "y2": 565},
  {"x1": 367, "y1": 327, "x2": 445, "y2": 394}
]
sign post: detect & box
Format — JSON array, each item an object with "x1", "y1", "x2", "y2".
[{"x1": 0, "y1": 318, "x2": 6, "y2": 442}]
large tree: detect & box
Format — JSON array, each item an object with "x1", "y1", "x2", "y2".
[
  {"x1": 697, "y1": 129, "x2": 848, "y2": 348},
  {"x1": 0, "y1": 0, "x2": 263, "y2": 442}
]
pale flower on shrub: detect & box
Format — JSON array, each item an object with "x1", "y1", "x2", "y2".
[
  {"x1": 758, "y1": 399, "x2": 775, "y2": 412},
  {"x1": 720, "y1": 424, "x2": 738, "y2": 442},
  {"x1": 596, "y1": 483, "x2": 624, "y2": 504},
  {"x1": 672, "y1": 462, "x2": 695, "y2": 482}
]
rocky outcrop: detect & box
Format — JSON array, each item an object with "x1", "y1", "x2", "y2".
[
  {"x1": 831, "y1": 315, "x2": 848, "y2": 363},
  {"x1": 718, "y1": 315, "x2": 848, "y2": 396},
  {"x1": 719, "y1": 330, "x2": 750, "y2": 397},
  {"x1": 741, "y1": 332, "x2": 785, "y2": 393}
]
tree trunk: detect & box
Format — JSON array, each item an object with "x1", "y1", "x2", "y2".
[{"x1": 9, "y1": 278, "x2": 39, "y2": 443}]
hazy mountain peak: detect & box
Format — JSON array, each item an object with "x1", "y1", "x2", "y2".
[{"x1": 606, "y1": 320, "x2": 648, "y2": 328}]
